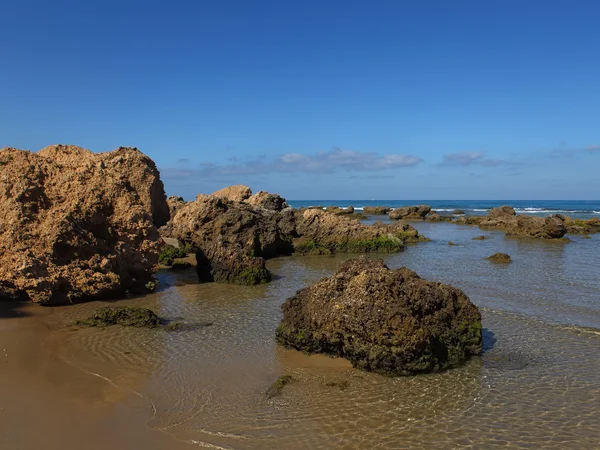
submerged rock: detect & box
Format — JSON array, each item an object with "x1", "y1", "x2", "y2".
[
  {"x1": 453, "y1": 210, "x2": 465, "y2": 215},
  {"x1": 265, "y1": 375, "x2": 295, "y2": 399},
  {"x1": 472, "y1": 235, "x2": 487, "y2": 240},
  {"x1": 0, "y1": 145, "x2": 168, "y2": 304},
  {"x1": 389, "y1": 205, "x2": 431, "y2": 220},
  {"x1": 487, "y1": 252, "x2": 511, "y2": 263},
  {"x1": 276, "y1": 257, "x2": 482, "y2": 376},
  {"x1": 74, "y1": 306, "x2": 161, "y2": 328}
]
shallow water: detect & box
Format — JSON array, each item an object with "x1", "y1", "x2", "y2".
[{"x1": 47, "y1": 223, "x2": 600, "y2": 449}]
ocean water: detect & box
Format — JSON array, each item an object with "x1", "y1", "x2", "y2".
[
  {"x1": 45, "y1": 222, "x2": 600, "y2": 449},
  {"x1": 288, "y1": 200, "x2": 600, "y2": 219}
]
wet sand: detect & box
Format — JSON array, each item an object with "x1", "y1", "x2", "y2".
[{"x1": 0, "y1": 302, "x2": 190, "y2": 450}]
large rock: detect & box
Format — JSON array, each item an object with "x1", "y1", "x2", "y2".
[
  {"x1": 480, "y1": 213, "x2": 566, "y2": 239},
  {"x1": 363, "y1": 206, "x2": 391, "y2": 215},
  {"x1": 0, "y1": 145, "x2": 168, "y2": 304},
  {"x1": 162, "y1": 191, "x2": 429, "y2": 284},
  {"x1": 246, "y1": 190, "x2": 289, "y2": 211},
  {"x1": 389, "y1": 205, "x2": 431, "y2": 220},
  {"x1": 161, "y1": 195, "x2": 295, "y2": 284},
  {"x1": 293, "y1": 209, "x2": 427, "y2": 254},
  {"x1": 276, "y1": 258, "x2": 482, "y2": 376},
  {"x1": 210, "y1": 185, "x2": 252, "y2": 202},
  {"x1": 563, "y1": 216, "x2": 600, "y2": 235},
  {"x1": 488, "y1": 205, "x2": 516, "y2": 218}
]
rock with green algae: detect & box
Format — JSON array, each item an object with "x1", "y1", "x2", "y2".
[
  {"x1": 276, "y1": 257, "x2": 482, "y2": 376},
  {"x1": 74, "y1": 306, "x2": 161, "y2": 328},
  {"x1": 487, "y1": 252, "x2": 511, "y2": 263}
]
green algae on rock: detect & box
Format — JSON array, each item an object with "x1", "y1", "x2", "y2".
[
  {"x1": 487, "y1": 252, "x2": 511, "y2": 263},
  {"x1": 74, "y1": 306, "x2": 161, "y2": 328},
  {"x1": 276, "y1": 257, "x2": 482, "y2": 376}
]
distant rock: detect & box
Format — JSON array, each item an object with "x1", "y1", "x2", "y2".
[
  {"x1": 563, "y1": 216, "x2": 600, "y2": 235},
  {"x1": 363, "y1": 206, "x2": 391, "y2": 215},
  {"x1": 325, "y1": 205, "x2": 355, "y2": 215},
  {"x1": 389, "y1": 205, "x2": 431, "y2": 220},
  {"x1": 0, "y1": 145, "x2": 168, "y2": 304},
  {"x1": 448, "y1": 241, "x2": 458, "y2": 246},
  {"x1": 276, "y1": 257, "x2": 482, "y2": 376},
  {"x1": 489, "y1": 205, "x2": 516, "y2": 218},
  {"x1": 210, "y1": 185, "x2": 253, "y2": 202},
  {"x1": 167, "y1": 196, "x2": 186, "y2": 219},
  {"x1": 472, "y1": 235, "x2": 487, "y2": 240},
  {"x1": 452, "y1": 210, "x2": 465, "y2": 215},
  {"x1": 487, "y1": 252, "x2": 511, "y2": 263},
  {"x1": 247, "y1": 191, "x2": 289, "y2": 211},
  {"x1": 480, "y1": 214, "x2": 566, "y2": 239},
  {"x1": 293, "y1": 209, "x2": 428, "y2": 254}
]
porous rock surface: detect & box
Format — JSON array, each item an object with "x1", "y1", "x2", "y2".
[
  {"x1": 389, "y1": 205, "x2": 431, "y2": 220},
  {"x1": 162, "y1": 187, "x2": 428, "y2": 284},
  {"x1": 276, "y1": 257, "x2": 482, "y2": 376},
  {"x1": 0, "y1": 144, "x2": 168, "y2": 304}
]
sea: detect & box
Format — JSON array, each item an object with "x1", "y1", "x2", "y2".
[
  {"x1": 288, "y1": 199, "x2": 600, "y2": 219},
  {"x1": 17, "y1": 200, "x2": 600, "y2": 449}
]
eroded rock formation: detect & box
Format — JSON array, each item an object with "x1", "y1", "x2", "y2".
[
  {"x1": 389, "y1": 205, "x2": 431, "y2": 220},
  {"x1": 0, "y1": 145, "x2": 168, "y2": 304},
  {"x1": 276, "y1": 257, "x2": 482, "y2": 376},
  {"x1": 162, "y1": 187, "x2": 428, "y2": 284}
]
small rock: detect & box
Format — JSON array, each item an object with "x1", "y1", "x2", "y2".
[{"x1": 487, "y1": 253, "x2": 511, "y2": 263}]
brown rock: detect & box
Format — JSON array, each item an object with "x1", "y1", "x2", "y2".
[
  {"x1": 472, "y1": 235, "x2": 487, "y2": 240},
  {"x1": 488, "y1": 205, "x2": 516, "y2": 218},
  {"x1": 162, "y1": 195, "x2": 293, "y2": 284},
  {"x1": 210, "y1": 185, "x2": 252, "y2": 202},
  {"x1": 276, "y1": 257, "x2": 482, "y2": 376},
  {"x1": 363, "y1": 206, "x2": 391, "y2": 215},
  {"x1": 480, "y1": 214, "x2": 566, "y2": 239},
  {"x1": 389, "y1": 205, "x2": 431, "y2": 220},
  {"x1": 563, "y1": 216, "x2": 600, "y2": 235},
  {"x1": 452, "y1": 210, "x2": 465, "y2": 215},
  {"x1": 167, "y1": 196, "x2": 186, "y2": 219},
  {"x1": 246, "y1": 190, "x2": 289, "y2": 211},
  {"x1": 293, "y1": 209, "x2": 428, "y2": 254},
  {"x1": 487, "y1": 252, "x2": 511, "y2": 263},
  {"x1": 0, "y1": 145, "x2": 168, "y2": 304}
]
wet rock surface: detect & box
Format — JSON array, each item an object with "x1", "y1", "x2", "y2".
[
  {"x1": 162, "y1": 187, "x2": 428, "y2": 285},
  {"x1": 389, "y1": 205, "x2": 431, "y2": 220},
  {"x1": 276, "y1": 257, "x2": 482, "y2": 376},
  {"x1": 363, "y1": 206, "x2": 391, "y2": 215},
  {"x1": 0, "y1": 145, "x2": 168, "y2": 304},
  {"x1": 487, "y1": 252, "x2": 511, "y2": 263}
]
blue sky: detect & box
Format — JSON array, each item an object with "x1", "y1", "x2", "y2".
[{"x1": 1, "y1": 0, "x2": 599, "y2": 200}]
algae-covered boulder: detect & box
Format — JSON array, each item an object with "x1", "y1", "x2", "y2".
[
  {"x1": 293, "y1": 209, "x2": 427, "y2": 255},
  {"x1": 487, "y1": 252, "x2": 511, "y2": 263},
  {"x1": 0, "y1": 145, "x2": 168, "y2": 304},
  {"x1": 276, "y1": 258, "x2": 482, "y2": 376},
  {"x1": 389, "y1": 205, "x2": 431, "y2": 220},
  {"x1": 75, "y1": 306, "x2": 161, "y2": 328}
]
